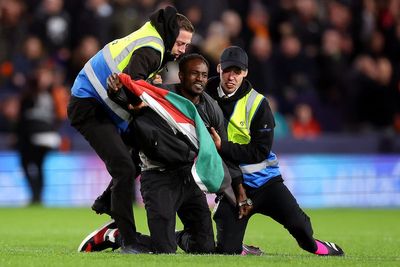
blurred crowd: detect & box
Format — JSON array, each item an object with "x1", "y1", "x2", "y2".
[{"x1": 1, "y1": 0, "x2": 400, "y2": 145}]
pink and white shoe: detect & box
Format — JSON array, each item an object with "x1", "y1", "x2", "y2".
[
  {"x1": 241, "y1": 244, "x2": 264, "y2": 256},
  {"x1": 315, "y1": 239, "x2": 344, "y2": 256}
]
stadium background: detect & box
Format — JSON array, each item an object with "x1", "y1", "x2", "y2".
[{"x1": 0, "y1": 0, "x2": 399, "y2": 207}]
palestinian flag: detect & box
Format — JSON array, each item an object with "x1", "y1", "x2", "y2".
[{"x1": 119, "y1": 74, "x2": 234, "y2": 201}]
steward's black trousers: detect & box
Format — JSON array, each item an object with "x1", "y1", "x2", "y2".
[
  {"x1": 213, "y1": 176, "x2": 317, "y2": 254},
  {"x1": 140, "y1": 165, "x2": 215, "y2": 254},
  {"x1": 67, "y1": 96, "x2": 138, "y2": 246}
]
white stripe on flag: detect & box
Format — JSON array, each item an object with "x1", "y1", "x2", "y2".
[
  {"x1": 191, "y1": 159, "x2": 207, "y2": 192},
  {"x1": 140, "y1": 92, "x2": 199, "y2": 148},
  {"x1": 178, "y1": 123, "x2": 198, "y2": 148}
]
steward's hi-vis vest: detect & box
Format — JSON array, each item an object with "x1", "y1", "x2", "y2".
[
  {"x1": 71, "y1": 22, "x2": 165, "y2": 132},
  {"x1": 227, "y1": 89, "x2": 280, "y2": 188}
]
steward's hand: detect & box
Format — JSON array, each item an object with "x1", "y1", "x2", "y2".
[
  {"x1": 107, "y1": 73, "x2": 123, "y2": 92},
  {"x1": 236, "y1": 183, "x2": 253, "y2": 219},
  {"x1": 151, "y1": 74, "x2": 163, "y2": 85},
  {"x1": 107, "y1": 73, "x2": 130, "y2": 110},
  {"x1": 238, "y1": 198, "x2": 253, "y2": 219}
]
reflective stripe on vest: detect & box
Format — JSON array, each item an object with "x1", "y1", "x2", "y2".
[
  {"x1": 227, "y1": 89, "x2": 264, "y2": 145},
  {"x1": 240, "y1": 157, "x2": 279, "y2": 174},
  {"x1": 83, "y1": 61, "x2": 131, "y2": 121}
]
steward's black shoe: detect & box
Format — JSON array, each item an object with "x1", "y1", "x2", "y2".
[
  {"x1": 91, "y1": 194, "x2": 112, "y2": 216},
  {"x1": 120, "y1": 244, "x2": 152, "y2": 254}
]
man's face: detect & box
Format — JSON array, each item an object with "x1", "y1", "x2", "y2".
[
  {"x1": 179, "y1": 58, "x2": 208, "y2": 96},
  {"x1": 217, "y1": 64, "x2": 248, "y2": 95},
  {"x1": 171, "y1": 30, "x2": 193, "y2": 59}
]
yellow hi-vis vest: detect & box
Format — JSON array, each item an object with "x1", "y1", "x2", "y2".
[
  {"x1": 227, "y1": 89, "x2": 280, "y2": 184},
  {"x1": 80, "y1": 22, "x2": 165, "y2": 129},
  {"x1": 104, "y1": 21, "x2": 165, "y2": 79},
  {"x1": 227, "y1": 89, "x2": 265, "y2": 145}
]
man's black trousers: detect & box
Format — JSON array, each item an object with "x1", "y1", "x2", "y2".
[{"x1": 140, "y1": 165, "x2": 215, "y2": 254}]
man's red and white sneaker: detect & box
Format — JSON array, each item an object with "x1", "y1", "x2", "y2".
[{"x1": 78, "y1": 220, "x2": 120, "y2": 252}]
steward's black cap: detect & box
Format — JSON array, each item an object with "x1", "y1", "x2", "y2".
[{"x1": 220, "y1": 46, "x2": 248, "y2": 70}]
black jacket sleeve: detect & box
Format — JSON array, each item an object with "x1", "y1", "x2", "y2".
[
  {"x1": 219, "y1": 98, "x2": 275, "y2": 165},
  {"x1": 123, "y1": 47, "x2": 161, "y2": 80}
]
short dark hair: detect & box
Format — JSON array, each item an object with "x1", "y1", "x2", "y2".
[
  {"x1": 179, "y1": 53, "x2": 209, "y2": 72},
  {"x1": 176, "y1": 13, "x2": 195, "y2": 33}
]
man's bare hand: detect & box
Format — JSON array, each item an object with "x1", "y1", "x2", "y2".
[{"x1": 209, "y1": 127, "x2": 221, "y2": 150}]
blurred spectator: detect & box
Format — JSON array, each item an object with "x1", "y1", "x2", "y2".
[
  {"x1": 359, "y1": 0, "x2": 377, "y2": 49},
  {"x1": 221, "y1": 10, "x2": 245, "y2": 48},
  {"x1": 109, "y1": 0, "x2": 146, "y2": 39},
  {"x1": 175, "y1": 0, "x2": 228, "y2": 37},
  {"x1": 358, "y1": 57, "x2": 397, "y2": 130},
  {"x1": 274, "y1": 34, "x2": 318, "y2": 114},
  {"x1": 327, "y1": 0, "x2": 353, "y2": 34},
  {"x1": 291, "y1": 102, "x2": 321, "y2": 139},
  {"x1": 0, "y1": 0, "x2": 27, "y2": 60},
  {"x1": 177, "y1": 4, "x2": 206, "y2": 37},
  {"x1": 246, "y1": 0, "x2": 270, "y2": 39},
  {"x1": 68, "y1": 35, "x2": 100, "y2": 84},
  {"x1": 367, "y1": 30, "x2": 385, "y2": 57},
  {"x1": 247, "y1": 35, "x2": 277, "y2": 96},
  {"x1": 316, "y1": 29, "x2": 349, "y2": 132},
  {"x1": 29, "y1": 0, "x2": 71, "y2": 63},
  {"x1": 0, "y1": 94, "x2": 19, "y2": 133},
  {"x1": 15, "y1": 62, "x2": 68, "y2": 204},
  {"x1": 326, "y1": 0, "x2": 355, "y2": 58},
  {"x1": 10, "y1": 35, "x2": 47, "y2": 92},
  {"x1": 201, "y1": 21, "x2": 230, "y2": 77},
  {"x1": 291, "y1": 0, "x2": 323, "y2": 58},
  {"x1": 0, "y1": 0, "x2": 28, "y2": 87},
  {"x1": 346, "y1": 55, "x2": 398, "y2": 131},
  {"x1": 346, "y1": 54, "x2": 376, "y2": 130},
  {"x1": 73, "y1": 0, "x2": 113, "y2": 46},
  {"x1": 267, "y1": 95, "x2": 289, "y2": 140}
]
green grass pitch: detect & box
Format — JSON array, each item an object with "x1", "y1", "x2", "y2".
[{"x1": 0, "y1": 206, "x2": 399, "y2": 266}]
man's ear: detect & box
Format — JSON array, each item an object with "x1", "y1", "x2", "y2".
[
  {"x1": 217, "y1": 64, "x2": 222, "y2": 73},
  {"x1": 243, "y1": 69, "x2": 248, "y2": 77},
  {"x1": 178, "y1": 71, "x2": 183, "y2": 82}
]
